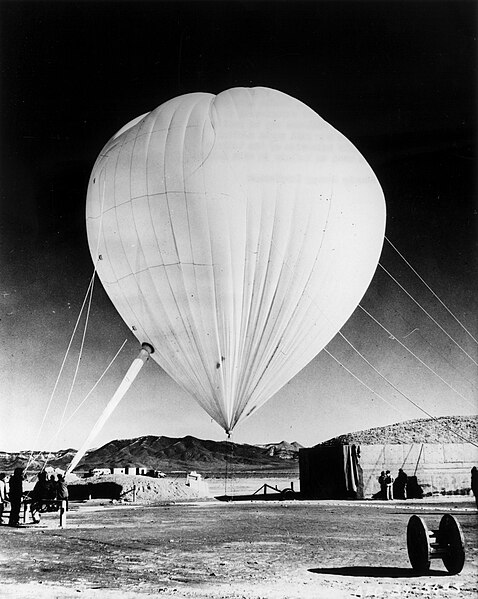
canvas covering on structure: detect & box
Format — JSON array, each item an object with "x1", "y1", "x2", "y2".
[{"x1": 299, "y1": 444, "x2": 363, "y2": 499}]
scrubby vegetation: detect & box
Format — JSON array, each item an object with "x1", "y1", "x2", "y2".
[{"x1": 320, "y1": 415, "x2": 478, "y2": 445}]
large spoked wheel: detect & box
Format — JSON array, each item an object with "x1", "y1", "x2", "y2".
[
  {"x1": 407, "y1": 515, "x2": 431, "y2": 573},
  {"x1": 439, "y1": 514, "x2": 465, "y2": 574}
]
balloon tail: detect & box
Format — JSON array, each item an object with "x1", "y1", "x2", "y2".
[{"x1": 66, "y1": 343, "x2": 153, "y2": 475}]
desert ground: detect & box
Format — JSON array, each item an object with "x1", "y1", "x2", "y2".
[{"x1": 0, "y1": 485, "x2": 476, "y2": 599}]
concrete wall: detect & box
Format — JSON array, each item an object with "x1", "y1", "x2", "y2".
[{"x1": 360, "y1": 443, "x2": 478, "y2": 497}]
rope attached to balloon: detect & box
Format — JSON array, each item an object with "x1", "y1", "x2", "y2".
[
  {"x1": 25, "y1": 273, "x2": 97, "y2": 474},
  {"x1": 223, "y1": 431, "x2": 235, "y2": 497},
  {"x1": 385, "y1": 236, "x2": 478, "y2": 346},
  {"x1": 263, "y1": 224, "x2": 477, "y2": 448},
  {"x1": 26, "y1": 339, "x2": 128, "y2": 474}
]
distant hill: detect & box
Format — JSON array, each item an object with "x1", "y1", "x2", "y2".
[
  {"x1": 319, "y1": 415, "x2": 478, "y2": 446},
  {"x1": 0, "y1": 448, "x2": 77, "y2": 472},
  {"x1": 0, "y1": 436, "x2": 301, "y2": 474},
  {"x1": 75, "y1": 435, "x2": 299, "y2": 474},
  {"x1": 258, "y1": 440, "x2": 303, "y2": 460}
]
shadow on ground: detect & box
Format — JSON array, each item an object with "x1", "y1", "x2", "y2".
[{"x1": 308, "y1": 566, "x2": 449, "y2": 578}]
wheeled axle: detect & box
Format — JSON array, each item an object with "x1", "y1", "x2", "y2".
[{"x1": 407, "y1": 514, "x2": 465, "y2": 574}]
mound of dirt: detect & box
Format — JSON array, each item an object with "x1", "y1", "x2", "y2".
[
  {"x1": 68, "y1": 473, "x2": 209, "y2": 503},
  {"x1": 320, "y1": 415, "x2": 478, "y2": 445}
]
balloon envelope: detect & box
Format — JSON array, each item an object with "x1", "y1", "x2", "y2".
[{"x1": 86, "y1": 87, "x2": 385, "y2": 433}]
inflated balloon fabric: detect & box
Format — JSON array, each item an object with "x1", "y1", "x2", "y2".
[{"x1": 86, "y1": 87, "x2": 386, "y2": 433}]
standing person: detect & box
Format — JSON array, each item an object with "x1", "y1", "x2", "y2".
[
  {"x1": 0, "y1": 473, "x2": 7, "y2": 524},
  {"x1": 378, "y1": 471, "x2": 386, "y2": 499},
  {"x1": 56, "y1": 474, "x2": 69, "y2": 511},
  {"x1": 8, "y1": 468, "x2": 24, "y2": 527},
  {"x1": 471, "y1": 467, "x2": 478, "y2": 509},
  {"x1": 395, "y1": 469, "x2": 408, "y2": 500},
  {"x1": 30, "y1": 471, "x2": 48, "y2": 524},
  {"x1": 46, "y1": 474, "x2": 57, "y2": 500},
  {"x1": 385, "y1": 470, "x2": 394, "y2": 500}
]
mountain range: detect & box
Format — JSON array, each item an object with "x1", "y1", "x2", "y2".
[
  {"x1": 0, "y1": 437, "x2": 302, "y2": 474},
  {"x1": 2, "y1": 415, "x2": 475, "y2": 474},
  {"x1": 0, "y1": 448, "x2": 77, "y2": 474}
]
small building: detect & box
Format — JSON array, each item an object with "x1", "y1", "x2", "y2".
[
  {"x1": 185, "y1": 470, "x2": 209, "y2": 495},
  {"x1": 111, "y1": 467, "x2": 127, "y2": 475},
  {"x1": 111, "y1": 466, "x2": 149, "y2": 476}
]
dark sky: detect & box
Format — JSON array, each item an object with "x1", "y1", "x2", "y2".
[{"x1": 1, "y1": 1, "x2": 476, "y2": 451}]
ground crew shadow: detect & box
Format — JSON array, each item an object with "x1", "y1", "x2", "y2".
[{"x1": 308, "y1": 566, "x2": 449, "y2": 578}]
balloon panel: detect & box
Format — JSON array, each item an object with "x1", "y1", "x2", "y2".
[{"x1": 86, "y1": 87, "x2": 385, "y2": 432}]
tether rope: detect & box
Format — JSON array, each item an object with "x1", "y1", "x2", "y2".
[
  {"x1": 323, "y1": 349, "x2": 403, "y2": 416},
  {"x1": 223, "y1": 431, "x2": 235, "y2": 496},
  {"x1": 259, "y1": 217, "x2": 478, "y2": 447},
  {"x1": 27, "y1": 173, "x2": 109, "y2": 473},
  {"x1": 324, "y1": 348, "x2": 475, "y2": 447},
  {"x1": 30, "y1": 339, "x2": 128, "y2": 473},
  {"x1": 359, "y1": 305, "x2": 476, "y2": 409},
  {"x1": 229, "y1": 433, "x2": 235, "y2": 497},
  {"x1": 263, "y1": 233, "x2": 478, "y2": 445},
  {"x1": 385, "y1": 236, "x2": 478, "y2": 345},
  {"x1": 59, "y1": 272, "x2": 96, "y2": 430},
  {"x1": 378, "y1": 263, "x2": 478, "y2": 367},
  {"x1": 25, "y1": 272, "x2": 96, "y2": 472},
  {"x1": 326, "y1": 344, "x2": 477, "y2": 446},
  {"x1": 337, "y1": 330, "x2": 478, "y2": 448},
  {"x1": 389, "y1": 304, "x2": 478, "y2": 391}
]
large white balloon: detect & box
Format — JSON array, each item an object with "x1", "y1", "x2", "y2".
[{"x1": 86, "y1": 87, "x2": 385, "y2": 433}]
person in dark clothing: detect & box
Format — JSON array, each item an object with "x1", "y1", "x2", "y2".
[
  {"x1": 406, "y1": 475, "x2": 423, "y2": 499},
  {"x1": 471, "y1": 467, "x2": 478, "y2": 509},
  {"x1": 394, "y1": 468, "x2": 408, "y2": 500},
  {"x1": 8, "y1": 468, "x2": 24, "y2": 527},
  {"x1": 56, "y1": 474, "x2": 69, "y2": 511},
  {"x1": 30, "y1": 471, "x2": 49, "y2": 523},
  {"x1": 378, "y1": 471, "x2": 386, "y2": 499},
  {"x1": 46, "y1": 475, "x2": 57, "y2": 500}
]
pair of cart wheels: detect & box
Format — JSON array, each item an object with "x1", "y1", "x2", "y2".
[{"x1": 407, "y1": 514, "x2": 465, "y2": 574}]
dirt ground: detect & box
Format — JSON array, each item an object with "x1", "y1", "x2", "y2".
[{"x1": 0, "y1": 497, "x2": 476, "y2": 599}]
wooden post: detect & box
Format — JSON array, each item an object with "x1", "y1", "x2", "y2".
[
  {"x1": 23, "y1": 501, "x2": 29, "y2": 524},
  {"x1": 290, "y1": 481, "x2": 294, "y2": 492},
  {"x1": 59, "y1": 500, "x2": 67, "y2": 528},
  {"x1": 132, "y1": 484, "x2": 136, "y2": 503}
]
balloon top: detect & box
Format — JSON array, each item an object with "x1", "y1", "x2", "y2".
[{"x1": 86, "y1": 87, "x2": 385, "y2": 433}]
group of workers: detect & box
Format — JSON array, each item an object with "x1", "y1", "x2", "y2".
[
  {"x1": 376, "y1": 468, "x2": 428, "y2": 500},
  {"x1": 378, "y1": 469, "x2": 408, "y2": 500},
  {"x1": 0, "y1": 467, "x2": 69, "y2": 527}
]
